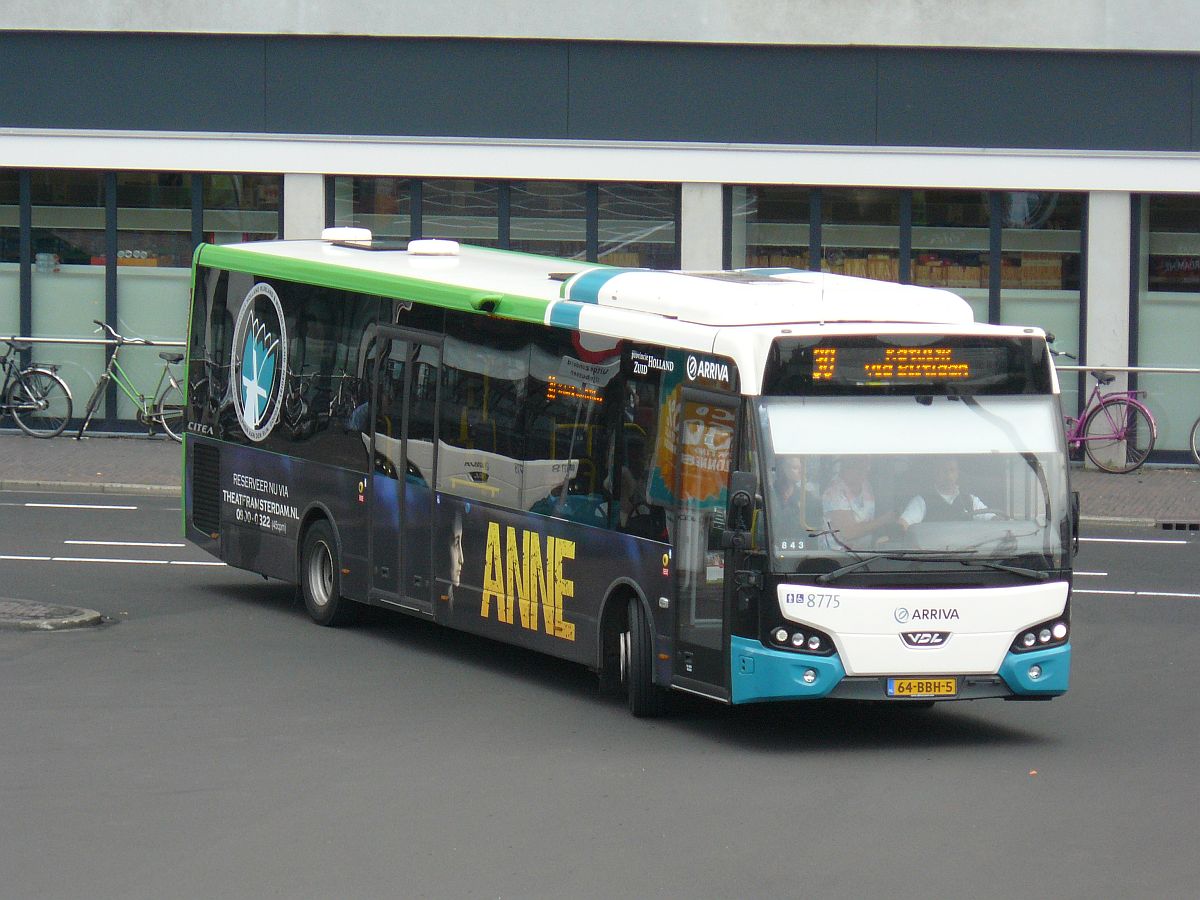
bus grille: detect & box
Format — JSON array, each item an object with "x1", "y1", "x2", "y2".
[{"x1": 191, "y1": 443, "x2": 221, "y2": 535}]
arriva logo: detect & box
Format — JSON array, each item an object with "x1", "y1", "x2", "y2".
[
  {"x1": 230, "y1": 283, "x2": 288, "y2": 442},
  {"x1": 686, "y1": 354, "x2": 731, "y2": 384},
  {"x1": 894, "y1": 607, "x2": 960, "y2": 623}
]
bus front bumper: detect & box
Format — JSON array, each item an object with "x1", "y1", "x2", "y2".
[{"x1": 729, "y1": 636, "x2": 1070, "y2": 704}]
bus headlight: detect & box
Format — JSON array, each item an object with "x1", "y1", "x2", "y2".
[
  {"x1": 1012, "y1": 617, "x2": 1069, "y2": 653},
  {"x1": 766, "y1": 623, "x2": 835, "y2": 656}
]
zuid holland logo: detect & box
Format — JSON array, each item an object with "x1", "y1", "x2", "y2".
[{"x1": 231, "y1": 283, "x2": 288, "y2": 442}]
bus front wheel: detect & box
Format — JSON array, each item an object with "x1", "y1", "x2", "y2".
[
  {"x1": 300, "y1": 520, "x2": 354, "y2": 626},
  {"x1": 623, "y1": 597, "x2": 666, "y2": 718}
]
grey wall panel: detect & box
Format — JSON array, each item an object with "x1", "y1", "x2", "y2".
[
  {"x1": 263, "y1": 38, "x2": 569, "y2": 138},
  {"x1": 878, "y1": 49, "x2": 1194, "y2": 151},
  {"x1": 567, "y1": 43, "x2": 877, "y2": 145},
  {"x1": 3, "y1": 33, "x2": 1200, "y2": 155},
  {"x1": 0, "y1": 33, "x2": 266, "y2": 132}
]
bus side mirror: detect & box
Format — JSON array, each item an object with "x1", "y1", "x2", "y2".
[{"x1": 722, "y1": 470, "x2": 758, "y2": 550}]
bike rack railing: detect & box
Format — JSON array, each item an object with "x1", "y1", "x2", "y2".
[
  {"x1": 0, "y1": 336, "x2": 185, "y2": 348},
  {"x1": 1056, "y1": 365, "x2": 1200, "y2": 375}
]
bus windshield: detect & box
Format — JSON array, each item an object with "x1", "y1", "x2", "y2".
[{"x1": 756, "y1": 394, "x2": 1069, "y2": 569}]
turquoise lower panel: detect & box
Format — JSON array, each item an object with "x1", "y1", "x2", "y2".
[
  {"x1": 999, "y1": 643, "x2": 1071, "y2": 695},
  {"x1": 730, "y1": 636, "x2": 845, "y2": 704}
]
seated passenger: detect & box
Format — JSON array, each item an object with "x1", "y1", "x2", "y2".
[
  {"x1": 821, "y1": 457, "x2": 897, "y2": 548},
  {"x1": 899, "y1": 457, "x2": 994, "y2": 527},
  {"x1": 772, "y1": 455, "x2": 822, "y2": 537}
]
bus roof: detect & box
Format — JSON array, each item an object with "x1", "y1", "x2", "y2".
[{"x1": 196, "y1": 237, "x2": 976, "y2": 331}]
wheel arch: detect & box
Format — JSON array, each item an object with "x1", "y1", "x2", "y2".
[
  {"x1": 596, "y1": 577, "x2": 654, "y2": 683},
  {"x1": 296, "y1": 501, "x2": 341, "y2": 582}
]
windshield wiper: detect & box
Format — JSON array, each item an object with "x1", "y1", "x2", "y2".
[
  {"x1": 816, "y1": 551, "x2": 1051, "y2": 584},
  {"x1": 956, "y1": 559, "x2": 1049, "y2": 581},
  {"x1": 816, "y1": 551, "x2": 965, "y2": 584}
]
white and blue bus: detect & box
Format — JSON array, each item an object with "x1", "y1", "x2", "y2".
[{"x1": 183, "y1": 231, "x2": 1075, "y2": 716}]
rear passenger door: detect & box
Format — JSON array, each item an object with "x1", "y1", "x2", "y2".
[{"x1": 368, "y1": 326, "x2": 442, "y2": 616}]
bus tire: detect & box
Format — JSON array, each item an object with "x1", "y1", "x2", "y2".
[
  {"x1": 624, "y1": 596, "x2": 666, "y2": 718},
  {"x1": 300, "y1": 519, "x2": 355, "y2": 626}
]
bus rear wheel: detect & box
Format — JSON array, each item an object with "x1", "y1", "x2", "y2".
[
  {"x1": 300, "y1": 520, "x2": 355, "y2": 626},
  {"x1": 623, "y1": 597, "x2": 666, "y2": 718}
]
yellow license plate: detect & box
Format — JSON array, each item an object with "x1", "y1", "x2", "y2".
[{"x1": 887, "y1": 677, "x2": 957, "y2": 698}]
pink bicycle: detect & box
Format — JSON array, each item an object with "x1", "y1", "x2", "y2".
[{"x1": 1063, "y1": 367, "x2": 1157, "y2": 473}]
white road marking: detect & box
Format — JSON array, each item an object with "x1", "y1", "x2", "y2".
[
  {"x1": 24, "y1": 502, "x2": 137, "y2": 510},
  {"x1": 1074, "y1": 588, "x2": 1200, "y2": 599},
  {"x1": 1080, "y1": 537, "x2": 1188, "y2": 545},
  {"x1": 64, "y1": 540, "x2": 186, "y2": 548},
  {"x1": 1074, "y1": 571, "x2": 1108, "y2": 576},
  {"x1": 0, "y1": 554, "x2": 224, "y2": 567}
]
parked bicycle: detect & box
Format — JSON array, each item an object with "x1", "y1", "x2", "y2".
[
  {"x1": 1187, "y1": 411, "x2": 1200, "y2": 466},
  {"x1": 75, "y1": 321, "x2": 185, "y2": 442},
  {"x1": 1057, "y1": 351, "x2": 1156, "y2": 473},
  {"x1": 0, "y1": 338, "x2": 73, "y2": 438}
]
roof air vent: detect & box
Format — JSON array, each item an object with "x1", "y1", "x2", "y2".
[
  {"x1": 321, "y1": 227, "x2": 372, "y2": 242},
  {"x1": 408, "y1": 239, "x2": 461, "y2": 257}
]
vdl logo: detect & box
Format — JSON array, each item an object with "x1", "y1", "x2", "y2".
[{"x1": 230, "y1": 282, "x2": 288, "y2": 442}]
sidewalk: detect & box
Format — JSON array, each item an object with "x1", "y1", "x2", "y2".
[
  {"x1": 0, "y1": 432, "x2": 182, "y2": 496},
  {"x1": 2, "y1": 432, "x2": 1199, "y2": 526}
]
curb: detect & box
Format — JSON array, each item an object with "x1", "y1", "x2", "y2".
[
  {"x1": 0, "y1": 599, "x2": 104, "y2": 631},
  {"x1": 0, "y1": 480, "x2": 180, "y2": 497},
  {"x1": 1078, "y1": 514, "x2": 1157, "y2": 528}
]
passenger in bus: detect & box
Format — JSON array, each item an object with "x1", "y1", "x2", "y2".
[
  {"x1": 899, "y1": 457, "x2": 995, "y2": 527},
  {"x1": 820, "y1": 456, "x2": 897, "y2": 548},
  {"x1": 772, "y1": 455, "x2": 823, "y2": 536}
]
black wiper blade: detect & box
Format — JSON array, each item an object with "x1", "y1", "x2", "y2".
[
  {"x1": 816, "y1": 551, "x2": 963, "y2": 584},
  {"x1": 957, "y1": 559, "x2": 1050, "y2": 581}
]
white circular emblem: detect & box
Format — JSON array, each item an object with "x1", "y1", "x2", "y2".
[
  {"x1": 686, "y1": 355, "x2": 699, "y2": 380},
  {"x1": 230, "y1": 282, "x2": 288, "y2": 442},
  {"x1": 894, "y1": 607, "x2": 911, "y2": 623}
]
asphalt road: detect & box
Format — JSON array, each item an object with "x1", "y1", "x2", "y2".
[{"x1": 0, "y1": 489, "x2": 1197, "y2": 900}]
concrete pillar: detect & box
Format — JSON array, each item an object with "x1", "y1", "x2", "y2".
[
  {"x1": 1085, "y1": 192, "x2": 1132, "y2": 379},
  {"x1": 680, "y1": 183, "x2": 723, "y2": 270},
  {"x1": 282, "y1": 173, "x2": 326, "y2": 239},
  {"x1": 1084, "y1": 191, "x2": 1133, "y2": 469}
]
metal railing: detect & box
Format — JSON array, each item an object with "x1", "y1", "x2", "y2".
[{"x1": 1, "y1": 335, "x2": 185, "y2": 348}]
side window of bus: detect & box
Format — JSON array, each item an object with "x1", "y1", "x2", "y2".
[
  {"x1": 525, "y1": 329, "x2": 620, "y2": 529},
  {"x1": 440, "y1": 314, "x2": 530, "y2": 509},
  {"x1": 279, "y1": 283, "x2": 376, "y2": 472},
  {"x1": 619, "y1": 367, "x2": 667, "y2": 540}
]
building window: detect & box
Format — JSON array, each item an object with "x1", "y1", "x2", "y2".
[
  {"x1": 821, "y1": 188, "x2": 901, "y2": 281},
  {"x1": 911, "y1": 190, "x2": 991, "y2": 301},
  {"x1": 334, "y1": 177, "x2": 682, "y2": 269},
  {"x1": 204, "y1": 174, "x2": 281, "y2": 245},
  {"x1": 598, "y1": 183, "x2": 680, "y2": 269},
  {"x1": 29, "y1": 170, "x2": 107, "y2": 413},
  {"x1": 729, "y1": 185, "x2": 813, "y2": 269},
  {"x1": 423, "y1": 179, "x2": 500, "y2": 247},
  {"x1": 508, "y1": 181, "x2": 587, "y2": 259},
  {"x1": 1138, "y1": 194, "x2": 1200, "y2": 455},
  {"x1": 334, "y1": 176, "x2": 413, "y2": 242},
  {"x1": 1, "y1": 170, "x2": 18, "y2": 340},
  {"x1": 0, "y1": 169, "x2": 281, "y2": 430}
]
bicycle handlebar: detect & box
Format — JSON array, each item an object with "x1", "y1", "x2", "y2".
[{"x1": 92, "y1": 320, "x2": 148, "y2": 345}]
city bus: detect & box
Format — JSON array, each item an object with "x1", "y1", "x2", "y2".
[{"x1": 182, "y1": 231, "x2": 1075, "y2": 716}]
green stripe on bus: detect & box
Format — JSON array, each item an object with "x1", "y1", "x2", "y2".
[{"x1": 196, "y1": 245, "x2": 553, "y2": 325}]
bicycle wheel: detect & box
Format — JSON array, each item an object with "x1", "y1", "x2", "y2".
[
  {"x1": 8, "y1": 368, "x2": 72, "y2": 438},
  {"x1": 154, "y1": 379, "x2": 186, "y2": 442},
  {"x1": 76, "y1": 374, "x2": 109, "y2": 439},
  {"x1": 1083, "y1": 398, "x2": 1155, "y2": 473},
  {"x1": 1190, "y1": 416, "x2": 1200, "y2": 467}
]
